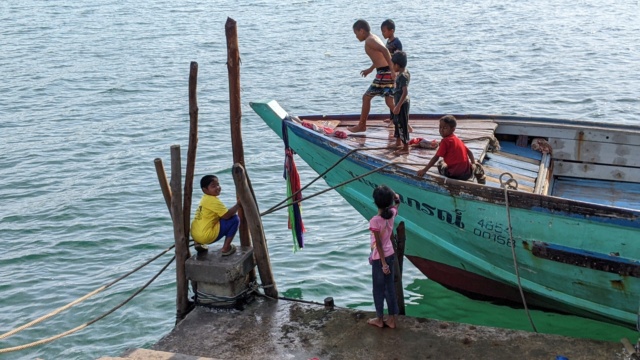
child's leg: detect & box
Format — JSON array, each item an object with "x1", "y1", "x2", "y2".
[
  {"x1": 383, "y1": 255, "x2": 399, "y2": 328},
  {"x1": 393, "y1": 103, "x2": 410, "y2": 155},
  {"x1": 368, "y1": 258, "x2": 386, "y2": 327},
  {"x1": 215, "y1": 214, "x2": 240, "y2": 252},
  {"x1": 348, "y1": 94, "x2": 374, "y2": 133}
]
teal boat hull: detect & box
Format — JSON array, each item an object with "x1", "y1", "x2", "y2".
[{"x1": 251, "y1": 100, "x2": 640, "y2": 328}]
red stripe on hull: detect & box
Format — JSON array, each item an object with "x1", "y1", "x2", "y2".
[{"x1": 406, "y1": 255, "x2": 523, "y2": 303}]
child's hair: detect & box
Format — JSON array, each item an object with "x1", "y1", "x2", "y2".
[
  {"x1": 353, "y1": 19, "x2": 370, "y2": 32},
  {"x1": 373, "y1": 185, "x2": 395, "y2": 220},
  {"x1": 200, "y1": 174, "x2": 218, "y2": 190},
  {"x1": 381, "y1": 19, "x2": 395, "y2": 31},
  {"x1": 440, "y1": 115, "x2": 457, "y2": 128},
  {"x1": 391, "y1": 51, "x2": 407, "y2": 68}
]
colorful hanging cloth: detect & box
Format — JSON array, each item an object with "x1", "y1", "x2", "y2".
[{"x1": 282, "y1": 120, "x2": 305, "y2": 251}]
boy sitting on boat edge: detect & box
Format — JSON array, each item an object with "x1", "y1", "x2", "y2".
[{"x1": 417, "y1": 115, "x2": 486, "y2": 184}]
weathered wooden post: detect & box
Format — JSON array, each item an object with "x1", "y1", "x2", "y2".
[
  {"x1": 393, "y1": 222, "x2": 406, "y2": 315},
  {"x1": 183, "y1": 61, "x2": 199, "y2": 242},
  {"x1": 154, "y1": 158, "x2": 172, "y2": 216},
  {"x1": 225, "y1": 17, "x2": 251, "y2": 249},
  {"x1": 170, "y1": 145, "x2": 190, "y2": 322},
  {"x1": 232, "y1": 163, "x2": 278, "y2": 298}
]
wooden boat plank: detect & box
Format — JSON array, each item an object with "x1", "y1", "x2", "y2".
[
  {"x1": 549, "y1": 138, "x2": 640, "y2": 167},
  {"x1": 491, "y1": 149, "x2": 541, "y2": 165},
  {"x1": 497, "y1": 123, "x2": 640, "y2": 145},
  {"x1": 554, "y1": 160, "x2": 640, "y2": 183},
  {"x1": 552, "y1": 177, "x2": 640, "y2": 210},
  {"x1": 484, "y1": 153, "x2": 540, "y2": 173},
  {"x1": 482, "y1": 163, "x2": 537, "y2": 189},
  {"x1": 498, "y1": 141, "x2": 543, "y2": 161}
]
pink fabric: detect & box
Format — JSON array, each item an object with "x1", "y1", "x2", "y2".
[{"x1": 369, "y1": 207, "x2": 397, "y2": 260}]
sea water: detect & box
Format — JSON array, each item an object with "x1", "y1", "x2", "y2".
[{"x1": 1, "y1": 0, "x2": 639, "y2": 358}]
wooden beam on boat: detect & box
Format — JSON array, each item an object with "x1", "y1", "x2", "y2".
[
  {"x1": 496, "y1": 123, "x2": 640, "y2": 145},
  {"x1": 226, "y1": 17, "x2": 251, "y2": 249},
  {"x1": 549, "y1": 138, "x2": 640, "y2": 168},
  {"x1": 554, "y1": 160, "x2": 640, "y2": 183}
]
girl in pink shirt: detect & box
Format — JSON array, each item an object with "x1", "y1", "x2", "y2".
[{"x1": 367, "y1": 185, "x2": 400, "y2": 329}]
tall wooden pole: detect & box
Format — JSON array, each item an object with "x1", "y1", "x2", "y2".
[
  {"x1": 170, "y1": 145, "x2": 190, "y2": 322},
  {"x1": 233, "y1": 164, "x2": 278, "y2": 298},
  {"x1": 183, "y1": 61, "x2": 199, "y2": 241},
  {"x1": 225, "y1": 17, "x2": 250, "y2": 249}
]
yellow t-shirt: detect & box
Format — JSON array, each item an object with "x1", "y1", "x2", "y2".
[{"x1": 190, "y1": 194, "x2": 228, "y2": 244}]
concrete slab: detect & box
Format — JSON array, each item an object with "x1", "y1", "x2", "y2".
[
  {"x1": 153, "y1": 297, "x2": 625, "y2": 360},
  {"x1": 186, "y1": 246, "x2": 255, "y2": 301}
]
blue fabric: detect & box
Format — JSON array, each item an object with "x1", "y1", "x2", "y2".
[
  {"x1": 371, "y1": 254, "x2": 399, "y2": 318},
  {"x1": 214, "y1": 214, "x2": 240, "y2": 242}
]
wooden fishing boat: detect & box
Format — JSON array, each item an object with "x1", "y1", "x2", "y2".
[{"x1": 251, "y1": 100, "x2": 640, "y2": 328}]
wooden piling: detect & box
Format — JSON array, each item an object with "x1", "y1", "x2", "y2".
[
  {"x1": 225, "y1": 17, "x2": 250, "y2": 249},
  {"x1": 170, "y1": 145, "x2": 190, "y2": 322},
  {"x1": 232, "y1": 163, "x2": 278, "y2": 298},
  {"x1": 154, "y1": 158, "x2": 172, "y2": 216},
  {"x1": 183, "y1": 61, "x2": 199, "y2": 241},
  {"x1": 393, "y1": 221, "x2": 406, "y2": 315}
]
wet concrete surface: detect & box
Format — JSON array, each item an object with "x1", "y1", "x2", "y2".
[{"x1": 153, "y1": 297, "x2": 626, "y2": 360}]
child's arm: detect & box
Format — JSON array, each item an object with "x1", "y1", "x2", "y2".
[
  {"x1": 393, "y1": 84, "x2": 408, "y2": 114},
  {"x1": 221, "y1": 202, "x2": 240, "y2": 220},
  {"x1": 360, "y1": 65, "x2": 375, "y2": 77},
  {"x1": 417, "y1": 156, "x2": 440, "y2": 177},
  {"x1": 373, "y1": 230, "x2": 390, "y2": 274},
  {"x1": 466, "y1": 147, "x2": 476, "y2": 164}
]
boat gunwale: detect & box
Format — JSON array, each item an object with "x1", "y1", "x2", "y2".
[
  {"x1": 299, "y1": 113, "x2": 640, "y2": 134},
  {"x1": 284, "y1": 119, "x2": 640, "y2": 227}
]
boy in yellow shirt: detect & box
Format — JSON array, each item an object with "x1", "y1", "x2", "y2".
[{"x1": 190, "y1": 175, "x2": 240, "y2": 255}]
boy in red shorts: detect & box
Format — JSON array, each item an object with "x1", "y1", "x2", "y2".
[{"x1": 417, "y1": 115, "x2": 486, "y2": 184}]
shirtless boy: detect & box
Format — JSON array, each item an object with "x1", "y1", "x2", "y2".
[{"x1": 348, "y1": 19, "x2": 396, "y2": 133}]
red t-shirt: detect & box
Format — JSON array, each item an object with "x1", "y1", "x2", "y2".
[{"x1": 436, "y1": 134, "x2": 471, "y2": 177}]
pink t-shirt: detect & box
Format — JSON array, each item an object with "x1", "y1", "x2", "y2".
[{"x1": 369, "y1": 207, "x2": 397, "y2": 260}]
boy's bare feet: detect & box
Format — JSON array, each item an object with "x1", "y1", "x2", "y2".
[
  {"x1": 347, "y1": 124, "x2": 366, "y2": 133},
  {"x1": 367, "y1": 318, "x2": 384, "y2": 328},
  {"x1": 384, "y1": 316, "x2": 397, "y2": 329},
  {"x1": 394, "y1": 148, "x2": 410, "y2": 156},
  {"x1": 409, "y1": 124, "x2": 414, "y2": 133}
]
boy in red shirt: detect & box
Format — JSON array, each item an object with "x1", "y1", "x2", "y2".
[{"x1": 417, "y1": 115, "x2": 486, "y2": 184}]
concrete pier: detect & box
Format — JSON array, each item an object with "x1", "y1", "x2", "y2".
[
  {"x1": 152, "y1": 297, "x2": 625, "y2": 360},
  {"x1": 185, "y1": 246, "x2": 255, "y2": 307}
]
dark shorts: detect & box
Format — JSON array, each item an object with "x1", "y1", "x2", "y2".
[
  {"x1": 438, "y1": 162, "x2": 473, "y2": 180},
  {"x1": 365, "y1": 66, "x2": 394, "y2": 97}
]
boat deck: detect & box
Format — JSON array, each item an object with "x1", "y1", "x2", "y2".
[{"x1": 322, "y1": 118, "x2": 544, "y2": 193}]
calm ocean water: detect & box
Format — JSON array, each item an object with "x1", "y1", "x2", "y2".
[{"x1": 1, "y1": 0, "x2": 639, "y2": 358}]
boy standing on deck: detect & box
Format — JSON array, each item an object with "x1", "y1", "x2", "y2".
[
  {"x1": 347, "y1": 19, "x2": 396, "y2": 133},
  {"x1": 381, "y1": 19, "x2": 402, "y2": 55},
  {"x1": 391, "y1": 51, "x2": 411, "y2": 155},
  {"x1": 417, "y1": 115, "x2": 486, "y2": 184}
]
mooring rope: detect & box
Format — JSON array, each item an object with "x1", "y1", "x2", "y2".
[
  {"x1": 261, "y1": 145, "x2": 425, "y2": 217},
  {"x1": 0, "y1": 244, "x2": 176, "y2": 342},
  {"x1": 500, "y1": 172, "x2": 538, "y2": 333},
  {"x1": 261, "y1": 146, "x2": 392, "y2": 217},
  {"x1": 0, "y1": 255, "x2": 175, "y2": 354}
]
